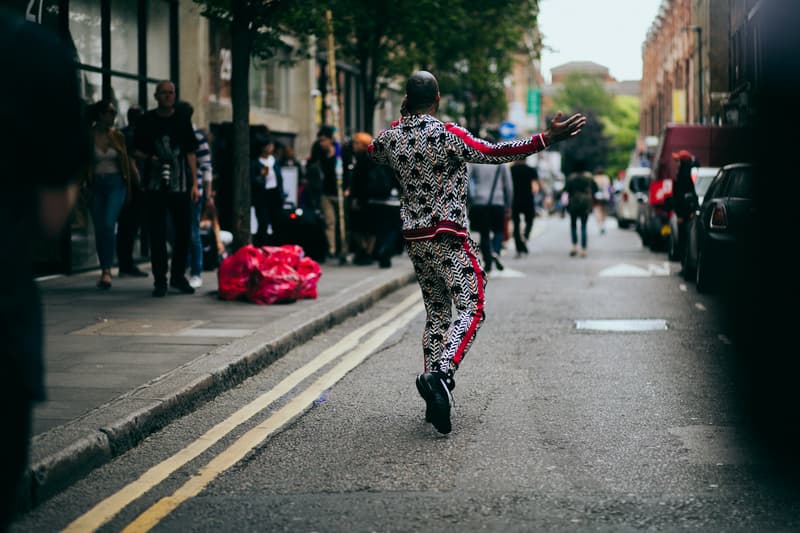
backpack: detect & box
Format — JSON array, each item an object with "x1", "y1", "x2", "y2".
[{"x1": 567, "y1": 174, "x2": 595, "y2": 215}]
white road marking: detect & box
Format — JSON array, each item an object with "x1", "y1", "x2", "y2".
[{"x1": 575, "y1": 319, "x2": 668, "y2": 331}]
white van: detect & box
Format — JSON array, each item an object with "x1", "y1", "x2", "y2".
[{"x1": 616, "y1": 167, "x2": 651, "y2": 229}]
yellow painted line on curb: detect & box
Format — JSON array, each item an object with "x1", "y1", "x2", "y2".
[
  {"x1": 121, "y1": 302, "x2": 423, "y2": 533},
  {"x1": 62, "y1": 292, "x2": 421, "y2": 533}
]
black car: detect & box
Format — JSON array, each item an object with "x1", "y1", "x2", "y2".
[{"x1": 682, "y1": 163, "x2": 755, "y2": 292}]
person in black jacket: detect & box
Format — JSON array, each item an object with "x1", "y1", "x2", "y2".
[
  {"x1": 671, "y1": 150, "x2": 698, "y2": 265},
  {"x1": 564, "y1": 161, "x2": 598, "y2": 258},
  {"x1": 510, "y1": 159, "x2": 539, "y2": 256},
  {"x1": 0, "y1": 10, "x2": 90, "y2": 528}
]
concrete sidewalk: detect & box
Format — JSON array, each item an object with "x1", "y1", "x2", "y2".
[{"x1": 23, "y1": 256, "x2": 416, "y2": 511}]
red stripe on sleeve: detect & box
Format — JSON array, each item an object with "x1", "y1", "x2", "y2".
[{"x1": 445, "y1": 123, "x2": 541, "y2": 157}]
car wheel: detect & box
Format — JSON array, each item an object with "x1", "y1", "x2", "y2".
[{"x1": 695, "y1": 248, "x2": 714, "y2": 293}]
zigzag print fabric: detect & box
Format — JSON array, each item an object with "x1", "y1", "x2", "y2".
[
  {"x1": 369, "y1": 113, "x2": 548, "y2": 378},
  {"x1": 369, "y1": 113, "x2": 547, "y2": 239},
  {"x1": 407, "y1": 234, "x2": 486, "y2": 376}
]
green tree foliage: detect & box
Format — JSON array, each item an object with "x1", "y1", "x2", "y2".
[
  {"x1": 319, "y1": 0, "x2": 540, "y2": 132},
  {"x1": 552, "y1": 73, "x2": 639, "y2": 178}
]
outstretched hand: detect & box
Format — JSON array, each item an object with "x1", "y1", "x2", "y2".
[{"x1": 545, "y1": 112, "x2": 587, "y2": 145}]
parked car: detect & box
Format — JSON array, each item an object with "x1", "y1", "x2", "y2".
[
  {"x1": 616, "y1": 166, "x2": 650, "y2": 229},
  {"x1": 667, "y1": 166, "x2": 720, "y2": 260},
  {"x1": 682, "y1": 163, "x2": 755, "y2": 293},
  {"x1": 640, "y1": 123, "x2": 752, "y2": 251}
]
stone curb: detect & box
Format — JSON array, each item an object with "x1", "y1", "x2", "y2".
[{"x1": 20, "y1": 268, "x2": 416, "y2": 512}]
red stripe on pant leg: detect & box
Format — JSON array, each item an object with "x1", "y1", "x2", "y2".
[{"x1": 452, "y1": 239, "x2": 486, "y2": 366}]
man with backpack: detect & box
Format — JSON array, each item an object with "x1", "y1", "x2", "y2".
[{"x1": 564, "y1": 162, "x2": 598, "y2": 257}]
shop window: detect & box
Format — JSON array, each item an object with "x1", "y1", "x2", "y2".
[
  {"x1": 110, "y1": 0, "x2": 138, "y2": 75},
  {"x1": 69, "y1": 0, "x2": 102, "y2": 69},
  {"x1": 147, "y1": 0, "x2": 171, "y2": 81},
  {"x1": 110, "y1": 76, "x2": 139, "y2": 128},
  {"x1": 249, "y1": 50, "x2": 289, "y2": 112}
]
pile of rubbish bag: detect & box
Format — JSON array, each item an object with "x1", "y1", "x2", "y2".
[{"x1": 217, "y1": 244, "x2": 322, "y2": 305}]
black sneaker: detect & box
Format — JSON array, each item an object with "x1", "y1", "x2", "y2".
[
  {"x1": 415, "y1": 372, "x2": 454, "y2": 434},
  {"x1": 492, "y1": 253, "x2": 505, "y2": 271},
  {"x1": 152, "y1": 284, "x2": 167, "y2": 297},
  {"x1": 170, "y1": 277, "x2": 195, "y2": 294}
]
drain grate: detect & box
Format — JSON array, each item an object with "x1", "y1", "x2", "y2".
[{"x1": 575, "y1": 319, "x2": 668, "y2": 331}]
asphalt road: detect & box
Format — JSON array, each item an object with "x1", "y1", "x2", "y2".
[{"x1": 12, "y1": 215, "x2": 800, "y2": 532}]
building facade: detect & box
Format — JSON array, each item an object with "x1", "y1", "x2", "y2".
[{"x1": 10, "y1": 0, "x2": 375, "y2": 274}]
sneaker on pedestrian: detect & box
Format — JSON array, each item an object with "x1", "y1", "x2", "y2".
[
  {"x1": 189, "y1": 275, "x2": 203, "y2": 289},
  {"x1": 169, "y1": 277, "x2": 196, "y2": 294},
  {"x1": 415, "y1": 372, "x2": 454, "y2": 434},
  {"x1": 152, "y1": 283, "x2": 167, "y2": 297}
]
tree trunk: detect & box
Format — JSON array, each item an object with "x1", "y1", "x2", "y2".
[{"x1": 231, "y1": 1, "x2": 252, "y2": 251}]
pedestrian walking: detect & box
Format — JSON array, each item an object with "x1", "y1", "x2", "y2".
[
  {"x1": 0, "y1": 9, "x2": 89, "y2": 529},
  {"x1": 510, "y1": 159, "x2": 539, "y2": 256},
  {"x1": 592, "y1": 167, "x2": 612, "y2": 234},
  {"x1": 116, "y1": 105, "x2": 149, "y2": 277},
  {"x1": 133, "y1": 80, "x2": 199, "y2": 297},
  {"x1": 175, "y1": 100, "x2": 214, "y2": 289},
  {"x1": 369, "y1": 70, "x2": 585, "y2": 434},
  {"x1": 83, "y1": 98, "x2": 138, "y2": 290},
  {"x1": 468, "y1": 159, "x2": 512, "y2": 273},
  {"x1": 565, "y1": 163, "x2": 598, "y2": 257}
]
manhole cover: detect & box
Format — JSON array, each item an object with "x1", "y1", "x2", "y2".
[{"x1": 575, "y1": 319, "x2": 668, "y2": 331}]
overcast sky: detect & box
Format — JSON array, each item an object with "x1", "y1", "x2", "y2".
[{"x1": 538, "y1": 0, "x2": 663, "y2": 82}]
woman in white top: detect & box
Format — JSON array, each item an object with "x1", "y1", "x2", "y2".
[
  {"x1": 83, "y1": 99, "x2": 137, "y2": 289},
  {"x1": 250, "y1": 134, "x2": 284, "y2": 247}
]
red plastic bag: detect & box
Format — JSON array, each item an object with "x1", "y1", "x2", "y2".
[
  {"x1": 259, "y1": 244, "x2": 304, "y2": 269},
  {"x1": 246, "y1": 258, "x2": 301, "y2": 305},
  {"x1": 217, "y1": 245, "x2": 262, "y2": 301},
  {"x1": 296, "y1": 257, "x2": 322, "y2": 299}
]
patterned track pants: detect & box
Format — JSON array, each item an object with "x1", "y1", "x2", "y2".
[{"x1": 406, "y1": 233, "x2": 487, "y2": 377}]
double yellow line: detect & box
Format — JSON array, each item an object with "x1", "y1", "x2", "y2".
[{"x1": 64, "y1": 292, "x2": 423, "y2": 532}]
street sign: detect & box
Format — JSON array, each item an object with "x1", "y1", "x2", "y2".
[{"x1": 499, "y1": 121, "x2": 517, "y2": 140}]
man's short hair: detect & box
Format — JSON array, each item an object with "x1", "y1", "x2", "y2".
[
  {"x1": 317, "y1": 125, "x2": 334, "y2": 140},
  {"x1": 405, "y1": 70, "x2": 439, "y2": 109}
]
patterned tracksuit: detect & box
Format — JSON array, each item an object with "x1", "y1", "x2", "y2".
[{"x1": 369, "y1": 114, "x2": 549, "y2": 378}]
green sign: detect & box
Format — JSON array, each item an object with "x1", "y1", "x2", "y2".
[{"x1": 527, "y1": 87, "x2": 541, "y2": 121}]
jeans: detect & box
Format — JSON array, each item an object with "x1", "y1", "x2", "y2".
[
  {"x1": 570, "y1": 211, "x2": 589, "y2": 249},
  {"x1": 90, "y1": 173, "x2": 127, "y2": 269},
  {"x1": 188, "y1": 195, "x2": 203, "y2": 276}
]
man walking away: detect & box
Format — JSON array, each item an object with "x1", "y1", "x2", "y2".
[
  {"x1": 510, "y1": 159, "x2": 538, "y2": 256},
  {"x1": 369, "y1": 70, "x2": 585, "y2": 434},
  {"x1": 565, "y1": 162, "x2": 597, "y2": 257},
  {"x1": 468, "y1": 159, "x2": 512, "y2": 273}
]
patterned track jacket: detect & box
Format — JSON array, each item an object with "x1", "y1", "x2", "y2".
[{"x1": 368, "y1": 113, "x2": 548, "y2": 241}]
